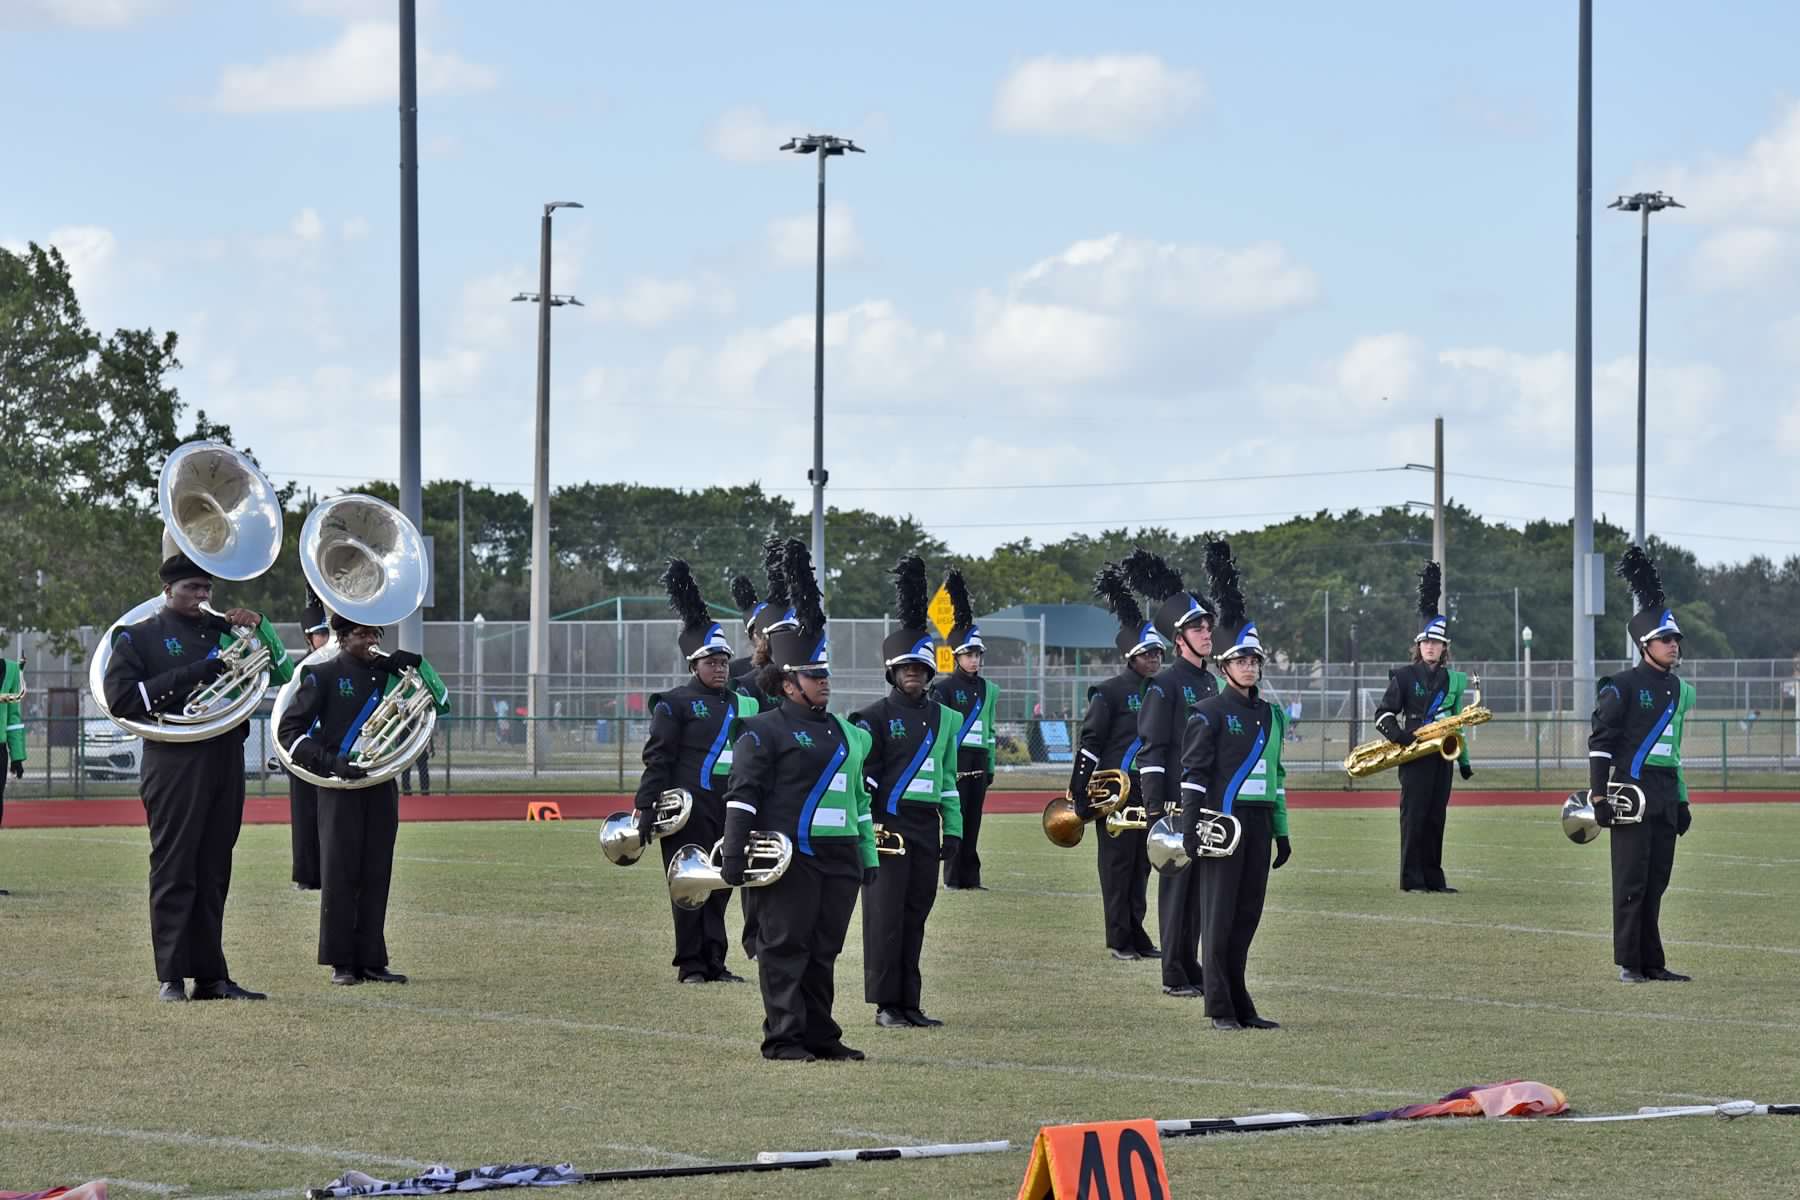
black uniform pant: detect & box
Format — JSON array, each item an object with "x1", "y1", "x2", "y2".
[
  {"x1": 1157, "y1": 855, "x2": 1204, "y2": 988},
  {"x1": 1098, "y1": 822, "x2": 1152, "y2": 951},
  {"x1": 1398, "y1": 755, "x2": 1453, "y2": 891},
  {"x1": 1610, "y1": 769, "x2": 1680, "y2": 971},
  {"x1": 290, "y1": 776, "x2": 321, "y2": 888},
  {"x1": 317, "y1": 781, "x2": 398, "y2": 969},
  {"x1": 141, "y1": 737, "x2": 245, "y2": 983},
  {"x1": 660, "y1": 804, "x2": 733, "y2": 978},
  {"x1": 943, "y1": 764, "x2": 988, "y2": 888},
  {"x1": 1199, "y1": 805, "x2": 1273, "y2": 1022},
  {"x1": 863, "y1": 802, "x2": 941, "y2": 1009},
  {"x1": 756, "y1": 844, "x2": 860, "y2": 1057}
]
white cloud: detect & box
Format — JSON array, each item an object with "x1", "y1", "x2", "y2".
[
  {"x1": 710, "y1": 299, "x2": 948, "y2": 400},
  {"x1": 992, "y1": 54, "x2": 1204, "y2": 142},
  {"x1": 4, "y1": 0, "x2": 160, "y2": 28},
  {"x1": 1655, "y1": 101, "x2": 1800, "y2": 226},
  {"x1": 1688, "y1": 226, "x2": 1794, "y2": 291},
  {"x1": 586, "y1": 275, "x2": 736, "y2": 328},
  {"x1": 212, "y1": 20, "x2": 497, "y2": 113},
  {"x1": 969, "y1": 295, "x2": 1127, "y2": 385},
  {"x1": 705, "y1": 106, "x2": 804, "y2": 163},
  {"x1": 768, "y1": 204, "x2": 862, "y2": 267},
  {"x1": 1011, "y1": 233, "x2": 1317, "y2": 317},
  {"x1": 291, "y1": 208, "x2": 325, "y2": 242},
  {"x1": 1335, "y1": 334, "x2": 1422, "y2": 416},
  {"x1": 3, "y1": 225, "x2": 121, "y2": 299}
]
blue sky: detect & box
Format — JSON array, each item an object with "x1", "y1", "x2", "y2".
[{"x1": 5, "y1": 0, "x2": 1799, "y2": 566}]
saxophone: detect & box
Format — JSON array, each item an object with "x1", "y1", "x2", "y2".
[{"x1": 1344, "y1": 675, "x2": 1491, "y2": 779}]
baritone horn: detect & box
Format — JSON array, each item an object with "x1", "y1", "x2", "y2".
[
  {"x1": 1560, "y1": 783, "x2": 1648, "y2": 845},
  {"x1": 88, "y1": 442, "x2": 285, "y2": 743},
  {"x1": 1146, "y1": 806, "x2": 1243, "y2": 875},
  {"x1": 270, "y1": 492, "x2": 435, "y2": 789},
  {"x1": 1041, "y1": 768, "x2": 1130, "y2": 848},
  {"x1": 874, "y1": 825, "x2": 906, "y2": 856},
  {"x1": 667, "y1": 833, "x2": 794, "y2": 910},
  {"x1": 1104, "y1": 802, "x2": 1149, "y2": 838},
  {"x1": 599, "y1": 789, "x2": 694, "y2": 865}
]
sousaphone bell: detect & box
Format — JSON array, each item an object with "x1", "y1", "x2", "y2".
[
  {"x1": 1561, "y1": 783, "x2": 1649, "y2": 845},
  {"x1": 1042, "y1": 768, "x2": 1130, "y2": 848},
  {"x1": 1146, "y1": 805, "x2": 1243, "y2": 874},
  {"x1": 667, "y1": 833, "x2": 794, "y2": 910},
  {"x1": 599, "y1": 789, "x2": 694, "y2": 865}
]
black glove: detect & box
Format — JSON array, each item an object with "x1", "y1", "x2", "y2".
[
  {"x1": 983, "y1": 770, "x2": 994, "y2": 786},
  {"x1": 634, "y1": 806, "x2": 657, "y2": 844},
  {"x1": 1593, "y1": 796, "x2": 1617, "y2": 827},
  {"x1": 939, "y1": 835, "x2": 961, "y2": 863},
  {"x1": 862, "y1": 865, "x2": 880, "y2": 887},
  {"x1": 1272, "y1": 836, "x2": 1292, "y2": 870},
  {"x1": 1182, "y1": 830, "x2": 1201, "y2": 859},
  {"x1": 1459, "y1": 761, "x2": 1473, "y2": 781},
  {"x1": 1677, "y1": 805, "x2": 1692, "y2": 837},
  {"x1": 1387, "y1": 727, "x2": 1416, "y2": 748},
  {"x1": 720, "y1": 855, "x2": 747, "y2": 887},
  {"x1": 381, "y1": 650, "x2": 423, "y2": 675},
  {"x1": 330, "y1": 752, "x2": 369, "y2": 781},
  {"x1": 1073, "y1": 793, "x2": 1095, "y2": 820},
  {"x1": 9, "y1": 760, "x2": 22, "y2": 780}
]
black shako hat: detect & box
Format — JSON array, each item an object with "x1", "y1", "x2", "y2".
[
  {"x1": 1123, "y1": 546, "x2": 1213, "y2": 646},
  {"x1": 1206, "y1": 539, "x2": 1264, "y2": 663},
  {"x1": 766, "y1": 539, "x2": 829, "y2": 673},
  {"x1": 1415, "y1": 561, "x2": 1449, "y2": 644},
  {"x1": 1619, "y1": 544, "x2": 1682, "y2": 646},
  {"x1": 747, "y1": 536, "x2": 798, "y2": 640},
  {"x1": 944, "y1": 569, "x2": 984, "y2": 655},
  {"x1": 1095, "y1": 561, "x2": 1163, "y2": 660},
  {"x1": 663, "y1": 559, "x2": 732, "y2": 662},
  {"x1": 881, "y1": 556, "x2": 936, "y2": 681},
  {"x1": 301, "y1": 588, "x2": 330, "y2": 636}
]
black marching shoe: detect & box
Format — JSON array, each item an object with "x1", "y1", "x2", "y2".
[
  {"x1": 1161, "y1": 984, "x2": 1202, "y2": 998},
  {"x1": 1211, "y1": 1017, "x2": 1245, "y2": 1031},
  {"x1": 812, "y1": 1041, "x2": 866, "y2": 1061},
  {"x1": 191, "y1": 978, "x2": 266, "y2": 1000},
  {"x1": 1429, "y1": 885, "x2": 1460, "y2": 894},
  {"x1": 358, "y1": 966, "x2": 408, "y2": 984},
  {"x1": 1108, "y1": 947, "x2": 1140, "y2": 962},
  {"x1": 875, "y1": 1006, "x2": 913, "y2": 1028},
  {"x1": 678, "y1": 972, "x2": 709, "y2": 985},
  {"x1": 158, "y1": 981, "x2": 188, "y2": 1002},
  {"x1": 711, "y1": 969, "x2": 748, "y2": 984},
  {"x1": 331, "y1": 967, "x2": 362, "y2": 986},
  {"x1": 1619, "y1": 967, "x2": 1649, "y2": 984},
  {"x1": 903, "y1": 1008, "x2": 943, "y2": 1028},
  {"x1": 1645, "y1": 967, "x2": 1692, "y2": 982},
  {"x1": 1131, "y1": 937, "x2": 1162, "y2": 959},
  {"x1": 764, "y1": 1045, "x2": 816, "y2": 1062},
  {"x1": 1243, "y1": 1016, "x2": 1282, "y2": 1029}
]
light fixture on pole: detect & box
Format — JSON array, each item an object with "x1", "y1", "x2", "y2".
[
  {"x1": 1607, "y1": 189, "x2": 1682, "y2": 661},
  {"x1": 1521, "y1": 625, "x2": 1534, "y2": 721},
  {"x1": 778, "y1": 133, "x2": 864, "y2": 600},
  {"x1": 515, "y1": 200, "x2": 583, "y2": 773}
]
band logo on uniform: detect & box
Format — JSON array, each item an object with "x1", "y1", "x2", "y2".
[
  {"x1": 1226, "y1": 714, "x2": 1245, "y2": 735},
  {"x1": 337, "y1": 678, "x2": 357, "y2": 697},
  {"x1": 1182, "y1": 685, "x2": 1197, "y2": 705},
  {"x1": 793, "y1": 731, "x2": 814, "y2": 748},
  {"x1": 1412, "y1": 680, "x2": 1426, "y2": 697},
  {"x1": 954, "y1": 689, "x2": 968, "y2": 704},
  {"x1": 1126, "y1": 694, "x2": 1142, "y2": 713},
  {"x1": 690, "y1": 699, "x2": 711, "y2": 718},
  {"x1": 1637, "y1": 689, "x2": 1654, "y2": 709},
  {"x1": 887, "y1": 718, "x2": 908, "y2": 740},
  {"x1": 163, "y1": 637, "x2": 185, "y2": 656}
]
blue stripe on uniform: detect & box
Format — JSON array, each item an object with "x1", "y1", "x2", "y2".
[
  {"x1": 1219, "y1": 725, "x2": 1269, "y2": 815},
  {"x1": 1121, "y1": 736, "x2": 1143, "y2": 772},
  {"x1": 954, "y1": 702, "x2": 980, "y2": 745},
  {"x1": 886, "y1": 727, "x2": 935, "y2": 815},
  {"x1": 338, "y1": 689, "x2": 384, "y2": 757},
  {"x1": 1425, "y1": 688, "x2": 1446, "y2": 720},
  {"x1": 794, "y1": 742, "x2": 848, "y2": 857},
  {"x1": 698, "y1": 711, "x2": 735, "y2": 790},
  {"x1": 1629, "y1": 699, "x2": 1677, "y2": 779}
]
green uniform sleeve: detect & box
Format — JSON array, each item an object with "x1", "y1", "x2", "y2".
[
  {"x1": 1449, "y1": 671, "x2": 1471, "y2": 768},
  {"x1": 4, "y1": 697, "x2": 24, "y2": 763},
  {"x1": 936, "y1": 705, "x2": 964, "y2": 839},
  {"x1": 251, "y1": 616, "x2": 296, "y2": 685},
  {"x1": 1270, "y1": 705, "x2": 1290, "y2": 839},
  {"x1": 1675, "y1": 679, "x2": 1695, "y2": 805},
  {"x1": 837, "y1": 718, "x2": 878, "y2": 868},
  {"x1": 418, "y1": 659, "x2": 451, "y2": 714},
  {"x1": 984, "y1": 679, "x2": 999, "y2": 772}
]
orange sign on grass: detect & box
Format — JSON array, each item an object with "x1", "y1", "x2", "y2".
[{"x1": 1016, "y1": 1118, "x2": 1170, "y2": 1199}]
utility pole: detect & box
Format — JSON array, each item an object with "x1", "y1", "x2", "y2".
[
  {"x1": 1571, "y1": 0, "x2": 1597, "y2": 710},
  {"x1": 1433, "y1": 415, "x2": 1445, "y2": 606},
  {"x1": 396, "y1": 0, "x2": 422, "y2": 655}
]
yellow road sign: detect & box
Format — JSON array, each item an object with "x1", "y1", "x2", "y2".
[
  {"x1": 928, "y1": 583, "x2": 955, "y2": 639},
  {"x1": 935, "y1": 645, "x2": 956, "y2": 674}
]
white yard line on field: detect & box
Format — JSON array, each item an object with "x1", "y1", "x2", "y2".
[
  {"x1": 1262, "y1": 979, "x2": 1800, "y2": 1034},
  {"x1": 1261, "y1": 905, "x2": 1800, "y2": 957},
  {"x1": 0, "y1": 1119, "x2": 430, "y2": 1169}
]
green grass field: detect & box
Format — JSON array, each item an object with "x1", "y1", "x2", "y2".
[{"x1": 2, "y1": 804, "x2": 1797, "y2": 1199}]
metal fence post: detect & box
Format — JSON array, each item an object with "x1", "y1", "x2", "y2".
[
  {"x1": 1533, "y1": 718, "x2": 1541, "y2": 791},
  {"x1": 1720, "y1": 719, "x2": 1729, "y2": 792}
]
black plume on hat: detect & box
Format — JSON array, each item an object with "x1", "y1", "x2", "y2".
[
  {"x1": 1206, "y1": 540, "x2": 1244, "y2": 632},
  {"x1": 1417, "y1": 561, "x2": 1442, "y2": 622},
  {"x1": 1617, "y1": 545, "x2": 1665, "y2": 613},
  {"x1": 730, "y1": 573, "x2": 758, "y2": 615},
  {"x1": 1123, "y1": 546, "x2": 1184, "y2": 603},
  {"x1": 1097, "y1": 561, "x2": 1160, "y2": 659},
  {"x1": 762, "y1": 536, "x2": 790, "y2": 609},
  {"x1": 882, "y1": 556, "x2": 936, "y2": 675},
  {"x1": 945, "y1": 568, "x2": 984, "y2": 655},
  {"x1": 768, "y1": 538, "x2": 828, "y2": 670},
  {"x1": 664, "y1": 558, "x2": 731, "y2": 661}
]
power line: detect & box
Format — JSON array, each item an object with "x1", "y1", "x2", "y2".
[
  {"x1": 1448, "y1": 469, "x2": 1800, "y2": 515},
  {"x1": 763, "y1": 466, "x2": 1412, "y2": 495}
]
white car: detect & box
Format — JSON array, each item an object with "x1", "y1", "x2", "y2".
[{"x1": 81, "y1": 716, "x2": 276, "y2": 781}]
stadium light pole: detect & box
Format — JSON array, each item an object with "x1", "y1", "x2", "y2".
[
  {"x1": 779, "y1": 133, "x2": 864, "y2": 599},
  {"x1": 513, "y1": 201, "x2": 583, "y2": 773},
  {"x1": 1572, "y1": 0, "x2": 1597, "y2": 710},
  {"x1": 397, "y1": 0, "x2": 422, "y2": 655},
  {"x1": 1608, "y1": 190, "x2": 1683, "y2": 661}
]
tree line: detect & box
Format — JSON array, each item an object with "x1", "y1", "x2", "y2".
[{"x1": 6, "y1": 241, "x2": 1795, "y2": 662}]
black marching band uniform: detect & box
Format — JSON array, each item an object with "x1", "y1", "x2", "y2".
[
  {"x1": 102, "y1": 549, "x2": 294, "y2": 1000},
  {"x1": 1, "y1": 655, "x2": 25, "y2": 897},
  {"x1": 728, "y1": 538, "x2": 796, "y2": 963},
  {"x1": 932, "y1": 570, "x2": 998, "y2": 890},
  {"x1": 633, "y1": 560, "x2": 757, "y2": 984},
  {"x1": 1589, "y1": 546, "x2": 1695, "y2": 983},
  {"x1": 277, "y1": 616, "x2": 449, "y2": 985},
  {"x1": 1127, "y1": 548, "x2": 1218, "y2": 997},
  {"x1": 852, "y1": 557, "x2": 963, "y2": 1028},
  {"x1": 722, "y1": 540, "x2": 876, "y2": 1061},
  {"x1": 1178, "y1": 541, "x2": 1292, "y2": 1030},
  {"x1": 1076, "y1": 563, "x2": 1165, "y2": 960},
  {"x1": 1373, "y1": 562, "x2": 1474, "y2": 894},
  {"x1": 288, "y1": 591, "x2": 331, "y2": 891}
]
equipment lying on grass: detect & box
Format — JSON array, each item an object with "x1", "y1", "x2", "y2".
[
  {"x1": 1559, "y1": 1100, "x2": 1800, "y2": 1124},
  {"x1": 756, "y1": 1138, "x2": 1011, "y2": 1164},
  {"x1": 306, "y1": 1159, "x2": 828, "y2": 1197}
]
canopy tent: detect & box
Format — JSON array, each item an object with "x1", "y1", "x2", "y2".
[{"x1": 979, "y1": 604, "x2": 1120, "y2": 651}]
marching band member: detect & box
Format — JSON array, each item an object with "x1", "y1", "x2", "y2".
[
  {"x1": 1078, "y1": 563, "x2": 1165, "y2": 962},
  {"x1": 277, "y1": 614, "x2": 449, "y2": 987},
  {"x1": 1179, "y1": 541, "x2": 1291, "y2": 1031},
  {"x1": 1127, "y1": 547, "x2": 1218, "y2": 998},
  {"x1": 933, "y1": 570, "x2": 998, "y2": 891},
  {"x1": 102, "y1": 547, "x2": 293, "y2": 1001},
  {"x1": 852, "y1": 557, "x2": 962, "y2": 1029},
  {"x1": 722, "y1": 540, "x2": 876, "y2": 1062},
  {"x1": 633, "y1": 560, "x2": 756, "y2": 985},
  {"x1": 0, "y1": 655, "x2": 23, "y2": 897},
  {"x1": 289, "y1": 591, "x2": 332, "y2": 891},
  {"x1": 1589, "y1": 546, "x2": 1695, "y2": 984},
  {"x1": 732, "y1": 538, "x2": 796, "y2": 963},
  {"x1": 1373, "y1": 563, "x2": 1474, "y2": 894}
]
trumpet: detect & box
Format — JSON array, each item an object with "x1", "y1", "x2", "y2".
[
  {"x1": 599, "y1": 790, "x2": 694, "y2": 865},
  {"x1": 1146, "y1": 806, "x2": 1243, "y2": 874},
  {"x1": 1042, "y1": 768, "x2": 1131, "y2": 848},
  {"x1": 667, "y1": 833, "x2": 794, "y2": 911},
  {"x1": 1104, "y1": 803, "x2": 1149, "y2": 838},
  {"x1": 874, "y1": 824, "x2": 906, "y2": 856},
  {"x1": 1561, "y1": 783, "x2": 1648, "y2": 845}
]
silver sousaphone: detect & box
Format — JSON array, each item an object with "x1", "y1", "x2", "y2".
[
  {"x1": 88, "y1": 442, "x2": 285, "y2": 742},
  {"x1": 271, "y1": 493, "x2": 434, "y2": 789},
  {"x1": 1561, "y1": 783, "x2": 1649, "y2": 844},
  {"x1": 1146, "y1": 805, "x2": 1244, "y2": 875}
]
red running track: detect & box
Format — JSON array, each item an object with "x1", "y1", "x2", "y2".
[{"x1": 4, "y1": 789, "x2": 1793, "y2": 830}]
